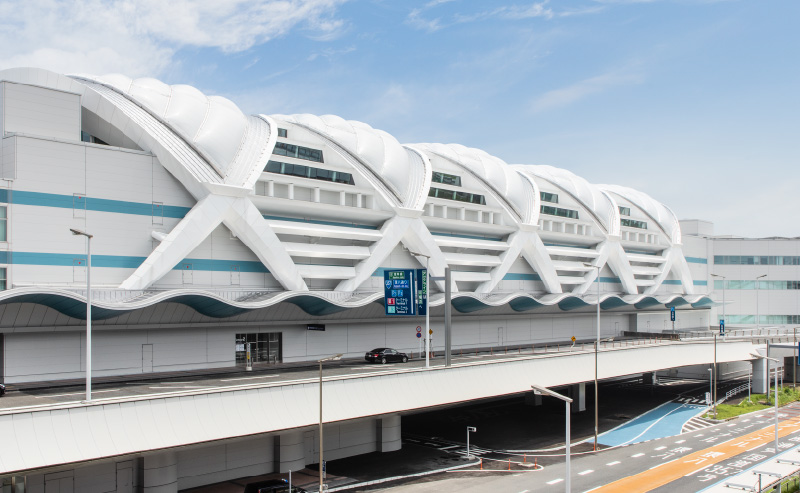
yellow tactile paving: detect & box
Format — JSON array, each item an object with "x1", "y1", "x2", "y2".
[{"x1": 595, "y1": 413, "x2": 800, "y2": 492}]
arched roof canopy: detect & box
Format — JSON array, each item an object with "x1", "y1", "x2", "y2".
[{"x1": 598, "y1": 184, "x2": 682, "y2": 244}]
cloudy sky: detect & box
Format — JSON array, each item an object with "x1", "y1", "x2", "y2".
[{"x1": 0, "y1": 0, "x2": 797, "y2": 238}]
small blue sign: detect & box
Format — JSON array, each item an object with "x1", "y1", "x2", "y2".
[
  {"x1": 719, "y1": 319, "x2": 725, "y2": 335},
  {"x1": 670, "y1": 306, "x2": 676, "y2": 322},
  {"x1": 416, "y1": 332, "x2": 422, "y2": 338}
]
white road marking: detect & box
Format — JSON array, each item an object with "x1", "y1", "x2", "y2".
[
  {"x1": 727, "y1": 423, "x2": 736, "y2": 427},
  {"x1": 675, "y1": 439, "x2": 686, "y2": 444},
  {"x1": 654, "y1": 446, "x2": 666, "y2": 450},
  {"x1": 438, "y1": 445, "x2": 459, "y2": 450},
  {"x1": 517, "y1": 488, "x2": 528, "y2": 491},
  {"x1": 632, "y1": 453, "x2": 644, "y2": 457},
  {"x1": 149, "y1": 386, "x2": 204, "y2": 389},
  {"x1": 695, "y1": 434, "x2": 704, "y2": 437},
  {"x1": 578, "y1": 469, "x2": 594, "y2": 475},
  {"x1": 606, "y1": 461, "x2": 621, "y2": 466},
  {"x1": 547, "y1": 479, "x2": 564, "y2": 485},
  {"x1": 220, "y1": 375, "x2": 281, "y2": 381},
  {"x1": 36, "y1": 389, "x2": 120, "y2": 398}
]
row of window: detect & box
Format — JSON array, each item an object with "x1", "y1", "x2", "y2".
[
  {"x1": 0, "y1": 206, "x2": 5, "y2": 242},
  {"x1": 540, "y1": 192, "x2": 558, "y2": 204},
  {"x1": 272, "y1": 142, "x2": 324, "y2": 163},
  {"x1": 726, "y1": 315, "x2": 800, "y2": 325},
  {"x1": 432, "y1": 171, "x2": 461, "y2": 187},
  {"x1": 264, "y1": 161, "x2": 355, "y2": 185},
  {"x1": 619, "y1": 206, "x2": 631, "y2": 216},
  {"x1": 714, "y1": 280, "x2": 800, "y2": 290},
  {"x1": 428, "y1": 187, "x2": 487, "y2": 205},
  {"x1": 540, "y1": 205, "x2": 579, "y2": 220},
  {"x1": 278, "y1": 128, "x2": 288, "y2": 138},
  {"x1": 714, "y1": 256, "x2": 800, "y2": 266},
  {"x1": 621, "y1": 218, "x2": 647, "y2": 229}
]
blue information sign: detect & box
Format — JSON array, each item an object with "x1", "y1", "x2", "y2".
[
  {"x1": 719, "y1": 319, "x2": 725, "y2": 335},
  {"x1": 416, "y1": 268, "x2": 427, "y2": 316},
  {"x1": 670, "y1": 306, "x2": 676, "y2": 322},
  {"x1": 384, "y1": 269, "x2": 416, "y2": 316}
]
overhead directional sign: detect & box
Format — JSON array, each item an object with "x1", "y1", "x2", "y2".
[
  {"x1": 416, "y1": 268, "x2": 428, "y2": 316},
  {"x1": 384, "y1": 269, "x2": 416, "y2": 316}
]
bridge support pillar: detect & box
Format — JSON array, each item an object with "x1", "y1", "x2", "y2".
[
  {"x1": 570, "y1": 382, "x2": 586, "y2": 413},
  {"x1": 143, "y1": 451, "x2": 177, "y2": 493},
  {"x1": 752, "y1": 358, "x2": 769, "y2": 394},
  {"x1": 377, "y1": 415, "x2": 401, "y2": 452},
  {"x1": 274, "y1": 431, "x2": 306, "y2": 473},
  {"x1": 642, "y1": 372, "x2": 657, "y2": 385},
  {"x1": 524, "y1": 391, "x2": 543, "y2": 406}
]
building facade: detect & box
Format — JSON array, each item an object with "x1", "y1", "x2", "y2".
[{"x1": 6, "y1": 67, "x2": 791, "y2": 385}]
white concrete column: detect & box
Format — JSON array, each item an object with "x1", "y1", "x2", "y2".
[
  {"x1": 275, "y1": 431, "x2": 305, "y2": 473},
  {"x1": 571, "y1": 383, "x2": 586, "y2": 413},
  {"x1": 143, "y1": 451, "x2": 177, "y2": 493},
  {"x1": 377, "y1": 415, "x2": 401, "y2": 452},
  {"x1": 752, "y1": 358, "x2": 769, "y2": 394}
]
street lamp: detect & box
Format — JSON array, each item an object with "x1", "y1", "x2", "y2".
[
  {"x1": 408, "y1": 250, "x2": 431, "y2": 368},
  {"x1": 466, "y1": 426, "x2": 476, "y2": 459},
  {"x1": 751, "y1": 353, "x2": 779, "y2": 454},
  {"x1": 707, "y1": 368, "x2": 713, "y2": 411},
  {"x1": 532, "y1": 384, "x2": 573, "y2": 493},
  {"x1": 711, "y1": 273, "x2": 726, "y2": 335},
  {"x1": 583, "y1": 263, "x2": 601, "y2": 451},
  {"x1": 755, "y1": 274, "x2": 767, "y2": 331},
  {"x1": 318, "y1": 353, "x2": 342, "y2": 492},
  {"x1": 71, "y1": 228, "x2": 93, "y2": 402}
]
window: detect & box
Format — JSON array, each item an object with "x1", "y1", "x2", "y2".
[
  {"x1": 714, "y1": 255, "x2": 800, "y2": 266},
  {"x1": 0, "y1": 267, "x2": 5, "y2": 290},
  {"x1": 273, "y1": 142, "x2": 324, "y2": 163},
  {"x1": 714, "y1": 280, "x2": 800, "y2": 290},
  {"x1": 432, "y1": 171, "x2": 462, "y2": 187},
  {"x1": 540, "y1": 192, "x2": 558, "y2": 204},
  {"x1": 0, "y1": 206, "x2": 6, "y2": 241},
  {"x1": 278, "y1": 128, "x2": 288, "y2": 138},
  {"x1": 264, "y1": 160, "x2": 355, "y2": 185},
  {"x1": 540, "y1": 205, "x2": 579, "y2": 219},
  {"x1": 428, "y1": 187, "x2": 486, "y2": 205},
  {"x1": 621, "y1": 218, "x2": 647, "y2": 229},
  {"x1": 619, "y1": 206, "x2": 631, "y2": 216}
]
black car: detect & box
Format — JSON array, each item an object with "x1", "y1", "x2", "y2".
[
  {"x1": 365, "y1": 348, "x2": 409, "y2": 364},
  {"x1": 243, "y1": 479, "x2": 307, "y2": 493},
  {"x1": 0, "y1": 383, "x2": 4, "y2": 396}
]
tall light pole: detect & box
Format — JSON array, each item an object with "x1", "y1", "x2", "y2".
[
  {"x1": 318, "y1": 353, "x2": 342, "y2": 493},
  {"x1": 71, "y1": 228, "x2": 93, "y2": 402},
  {"x1": 583, "y1": 263, "x2": 600, "y2": 451},
  {"x1": 532, "y1": 384, "x2": 572, "y2": 493},
  {"x1": 751, "y1": 353, "x2": 780, "y2": 454},
  {"x1": 755, "y1": 274, "x2": 767, "y2": 331},
  {"x1": 466, "y1": 426, "x2": 476, "y2": 459},
  {"x1": 711, "y1": 273, "x2": 725, "y2": 334}
]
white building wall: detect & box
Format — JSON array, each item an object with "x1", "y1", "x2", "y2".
[{"x1": 1, "y1": 82, "x2": 81, "y2": 142}]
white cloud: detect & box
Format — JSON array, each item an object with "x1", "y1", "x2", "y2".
[
  {"x1": 0, "y1": 0, "x2": 347, "y2": 77},
  {"x1": 530, "y1": 69, "x2": 644, "y2": 112}
]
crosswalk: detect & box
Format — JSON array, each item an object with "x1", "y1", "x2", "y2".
[
  {"x1": 681, "y1": 416, "x2": 717, "y2": 433},
  {"x1": 674, "y1": 396, "x2": 706, "y2": 404},
  {"x1": 450, "y1": 446, "x2": 491, "y2": 457}
]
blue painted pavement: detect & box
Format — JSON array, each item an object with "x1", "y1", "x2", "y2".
[{"x1": 598, "y1": 401, "x2": 705, "y2": 447}]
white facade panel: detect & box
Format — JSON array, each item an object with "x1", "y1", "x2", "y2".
[{"x1": 2, "y1": 82, "x2": 80, "y2": 142}]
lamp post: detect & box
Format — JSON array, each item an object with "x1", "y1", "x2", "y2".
[
  {"x1": 583, "y1": 263, "x2": 601, "y2": 451},
  {"x1": 532, "y1": 384, "x2": 573, "y2": 493},
  {"x1": 711, "y1": 274, "x2": 725, "y2": 334},
  {"x1": 70, "y1": 228, "x2": 93, "y2": 402},
  {"x1": 708, "y1": 367, "x2": 713, "y2": 411},
  {"x1": 755, "y1": 274, "x2": 767, "y2": 331},
  {"x1": 318, "y1": 353, "x2": 342, "y2": 492},
  {"x1": 751, "y1": 353, "x2": 780, "y2": 454},
  {"x1": 466, "y1": 426, "x2": 476, "y2": 459}
]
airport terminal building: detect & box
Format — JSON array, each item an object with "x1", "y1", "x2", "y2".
[{"x1": 0, "y1": 67, "x2": 795, "y2": 385}]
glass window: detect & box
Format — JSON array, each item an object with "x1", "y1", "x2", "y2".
[
  {"x1": 540, "y1": 205, "x2": 579, "y2": 219},
  {"x1": 618, "y1": 206, "x2": 631, "y2": 216},
  {"x1": 263, "y1": 160, "x2": 354, "y2": 185},
  {"x1": 0, "y1": 267, "x2": 5, "y2": 290},
  {"x1": 278, "y1": 128, "x2": 288, "y2": 138},
  {"x1": 621, "y1": 218, "x2": 647, "y2": 229},
  {"x1": 540, "y1": 192, "x2": 558, "y2": 204},
  {"x1": 0, "y1": 206, "x2": 6, "y2": 242},
  {"x1": 428, "y1": 187, "x2": 485, "y2": 206},
  {"x1": 432, "y1": 171, "x2": 462, "y2": 186}
]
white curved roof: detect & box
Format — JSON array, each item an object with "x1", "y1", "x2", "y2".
[
  {"x1": 516, "y1": 164, "x2": 619, "y2": 235},
  {"x1": 414, "y1": 143, "x2": 535, "y2": 224},
  {"x1": 273, "y1": 114, "x2": 428, "y2": 209},
  {"x1": 78, "y1": 74, "x2": 262, "y2": 185},
  {"x1": 598, "y1": 184, "x2": 682, "y2": 244}
]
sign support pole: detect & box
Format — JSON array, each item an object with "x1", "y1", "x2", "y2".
[
  {"x1": 445, "y1": 267, "x2": 452, "y2": 367},
  {"x1": 425, "y1": 258, "x2": 430, "y2": 368}
]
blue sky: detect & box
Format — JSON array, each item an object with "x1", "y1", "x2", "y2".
[{"x1": 0, "y1": 0, "x2": 797, "y2": 237}]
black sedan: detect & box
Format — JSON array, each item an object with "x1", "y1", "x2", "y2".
[
  {"x1": 365, "y1": 348, "x2": 409, "y2": 364},
  {"x1": 0, "y1": 383, "x2": 4, "y2": 396}
]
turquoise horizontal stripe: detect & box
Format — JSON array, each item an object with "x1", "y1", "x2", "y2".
[
  {"x1": 8, "y1": 190, "x2": 191, "y2": 219},
  {"x1": 663, "y1": 279, "x2": 682, "y2": 285},
  {"x1": 7, "y1": 251, "x2": 270, "y2": 273},
  {"x1": 694, "y1": 280, "x2": 708, "y2": 286},
  {"x1": 503, "y1": 273, "x2": 542, "y2": 281},
  {"x1": 262, "y1": 214, "x2": 378, "y2": 230},
  {"x1": 599, "y1": 276, "x2": 621, "y2": 284},
  {"x1": 543, "y1": 242, "x2": 592, "y2": 250},
  {"x1": 686, "y1": 256, "x2": 708, "y2": 264}
]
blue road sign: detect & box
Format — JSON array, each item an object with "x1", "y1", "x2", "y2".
[
  {"x1": 416, "y1": 268, "x2": 427, "y2": 316},
  {"x1": 670, "y1": 306, "x2": 676, "y2": 322},
  {"x1": 719, "y1": 319, "x2": 725, "y2": 334},
  {"x1": 416, "y1": 332, "x2": 422, "y2": 338},
  {"x1": 384, "y1": 269, "x2": 416, "y2": 316}
]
